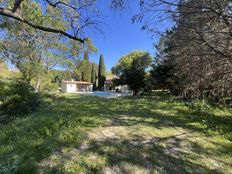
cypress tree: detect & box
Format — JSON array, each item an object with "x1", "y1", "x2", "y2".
[
  {"x1": 82, "y1": 52, "x2": 91, "y2": 82},
  {"x1": 98, "y1": 54, "x2": 106, "y2": 90},
  {"x1": 91, "y1": 64, "x2": 97, "y2": 90}
]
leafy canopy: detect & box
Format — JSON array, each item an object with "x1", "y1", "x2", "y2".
[{"x1": 112, "y1": 51, "x2": 152, "y2": 94}]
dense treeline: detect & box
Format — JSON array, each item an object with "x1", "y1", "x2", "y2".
[
  {"x1": 149, "y1": 0, "x2": 232, "y2": 101},
  {"x1": 75, "y1": 52, "x2": 106, "y2": 90}
]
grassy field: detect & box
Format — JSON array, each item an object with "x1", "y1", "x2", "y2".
[{"x1": 0, "y1": 93, "x2": 232, "y2": 174}]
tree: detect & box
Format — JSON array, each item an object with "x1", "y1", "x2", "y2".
[
  {"x1": 112, "y1": 51, "x2": 152, "y2": 95},
  {"x1": 91, "y1": 64, "x2": 97, "y2": 90},
  {"x1": 136, "y1": 0, "x2": 232, "y2": 100},
  {"x1": 0, "y1": 0, "x2": 129, "y2": 43},
  {"x1": 0, "y1": 17, "x2": 76, "y2": 91},
  {"x1": 98, "y1": 54, "x2": 106, "y2": 90},
  {"x1": 0, "y1": 61, "x2": 9, "y2": 78},
  {"x1": 0, "y1": 0, "x2": 102, "y2": 43},
  {"x1": 0, "y1": 4, "x2": 97, "y2": 91},
  {"x1": 81, "y1": 52, "x2": 91, "y2": 82}
]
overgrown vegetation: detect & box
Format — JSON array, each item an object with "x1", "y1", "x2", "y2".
[
  {"x1": 0, "y1": 80, "x2": 41, "y2": 123},
  {"x1": 0, "y1": 93, "x2": 231, "y2": 173},
  {"x1": 141, "y1": 0, "x2": 232, "y2": 101}
]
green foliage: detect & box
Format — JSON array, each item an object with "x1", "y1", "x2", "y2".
[
  {"x1": 112, "y1": 51, "x2": 152, "y2": 94},
  {"x1": 150, "y1": 58, "x2": 181, "y2": 94},
  {"x1": 0, "y1": 80, "x2": 11, "y2": 102},
  {"x1": 0, "y1": 61, "x2": 9, "y2": 78},
  {"x1": 40, "y1": 79, "x2": 59, "y2": 92},
  {"x1": 142, "y1": 74, "x2": 153, "y2": 94},
  {"x1": 0, "y1": 80, "x2": 40, "y2": 120},
  {"x1": 81, "y1": 52, "x2": 91, "y2": 82},
  {"x1": 147, "y1": 1, "x2": 232, "y2": 100},
  {"x1": 52, "y1": 70, "x2": 73, "y2": 83},
  {"x1": 0, "y1": 5, "x2": 95, "y2": 91},
  {"x1": 91, "y1": 64, "x2": 97, "y2": 90},
  {"x1": 85, "y1": 38, "x2": 98, "y2": 53},
  {"x1": 98, "y1": 54, "x2": 106, "y2": 90}
]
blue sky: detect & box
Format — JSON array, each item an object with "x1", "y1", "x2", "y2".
[{"x1": 88, "y1": 1, "x2": 158, "y2": 71}]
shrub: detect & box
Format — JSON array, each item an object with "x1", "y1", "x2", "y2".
[{"x1": 0, "y1": 80, "x2": 41, "y2": 119}]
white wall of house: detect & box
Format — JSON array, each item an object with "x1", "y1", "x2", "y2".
[
  {"x1": 62, "y1": 82, "x2": 93, "y2": 93},
  {"x1": 62, "y1": 83, "x2": 77, "y2": 93},
  {"x1": 89, "y1": 84, "x2": 93, "y2": 92},
  {"x1": 67, "y1": 84, "x2": 76, "y2": 93}
]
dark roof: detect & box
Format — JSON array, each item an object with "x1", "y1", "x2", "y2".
[{"x1": 62, "y1": 80, "x2": 92, "y2": 85}]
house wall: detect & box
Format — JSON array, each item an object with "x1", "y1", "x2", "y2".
[
  {"x1": 77, "y1": 84, "x2": 93, "y2": 92},
  {"x1": 66, "y1": 84, "x2": 77, "y2": 93},
  {"x1": 61, "y1": 82, "x2": 93, "y2": 93},
  {"x1": 62, "y1": 82, "x2": 77, "y2": 93}
]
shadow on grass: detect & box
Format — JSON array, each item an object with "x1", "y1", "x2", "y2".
[
  {"x1": 83, "y1": 134, "x2": 223, "y2": 174},
  {"x1": 57, "y1": 94, "x2": 232, "y2": 140},
  {"x1": 0, "y1": 93, "x2": 232, "y2": 173}
]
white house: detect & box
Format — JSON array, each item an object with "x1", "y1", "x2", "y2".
[{"x1": 61, "y1": 80, "x2": 93, "y2": 93}]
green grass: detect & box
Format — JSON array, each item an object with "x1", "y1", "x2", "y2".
[{"x1": 0, "y1": 92, "x2": 232, "y2": 174}]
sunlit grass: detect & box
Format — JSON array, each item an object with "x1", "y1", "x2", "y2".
[{"x1": 0, "y1": 93, "x2": 232, "y2": 173}]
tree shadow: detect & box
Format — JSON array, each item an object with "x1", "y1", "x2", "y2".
[
  {"x1": 54, "y1": 132, "x2": 223, "y2": 174},
  {"x1": 1, "y1": 94, "x2": 232, "y2": 173}
]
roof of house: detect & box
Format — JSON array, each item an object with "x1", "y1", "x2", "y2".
[
  {"x1": 62, "y1": 80, "x2": 92, "y2": 85},
  {"x1": 104, "y1": 75, "x2": 118, "y2": 84},
  {"x1": 106, "y1": 75, "x2": 117, "y2": 80}
]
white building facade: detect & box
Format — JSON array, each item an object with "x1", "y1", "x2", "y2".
[{"x1": 61, "y1": 80, "x2": 93, "y2": 93}]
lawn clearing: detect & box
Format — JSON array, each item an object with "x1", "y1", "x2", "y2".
[{"x1": 0, "y1": 93, "x2": 232, "y2": 174}]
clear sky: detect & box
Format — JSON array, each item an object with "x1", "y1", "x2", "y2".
[{"x1": 88, "y1": 1, "x2": 158, "y2": 71}]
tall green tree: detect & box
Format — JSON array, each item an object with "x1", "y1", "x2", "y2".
[
  {"x1": 0, "y1": 21, "x2": 69, "y2": 91},
  {"x1": 81, "y1": 52, "x2": 91, "y2": 82},
  {"x1": 91, "y1": 64, "x2": 97, "y2": 90},
  {"x1": 112, "y1": 51, "x2": 152, "y2": 95},
  {"x1": 128, "y1": 0, "x2": 232, "y2": 100},
  {"x1": 98, "y1": 54, "x2": 106, "y2": 90}
]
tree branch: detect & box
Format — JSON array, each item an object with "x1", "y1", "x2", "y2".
[
  {"x1": 12, "y1": 0, "x2": 24, "y2": 13},
  {"x1": 0, "y1": 7, "x2": 85, "y2": 43}
]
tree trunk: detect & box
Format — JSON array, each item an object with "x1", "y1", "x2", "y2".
[
  {"x1": 133, "y1": 90, "x2": 140, "y2": 96},
  {"x1": 34, "y1": 78, "x2": 41, "y2": 92}
]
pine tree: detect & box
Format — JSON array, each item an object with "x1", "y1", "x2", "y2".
[
  {"x1": 98, "y1": 54, "x2": 106, "y2": 90},
  {"x1": 82, "y1": 52, "x2": 91, "y2": 82}
]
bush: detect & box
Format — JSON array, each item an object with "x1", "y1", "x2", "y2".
[
  {"x1": 0, "y1": 80, "x2": 10, "y2": 101},
  {"x1": 0, "y1": 80, "x2": 41, "y2": 119}
]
